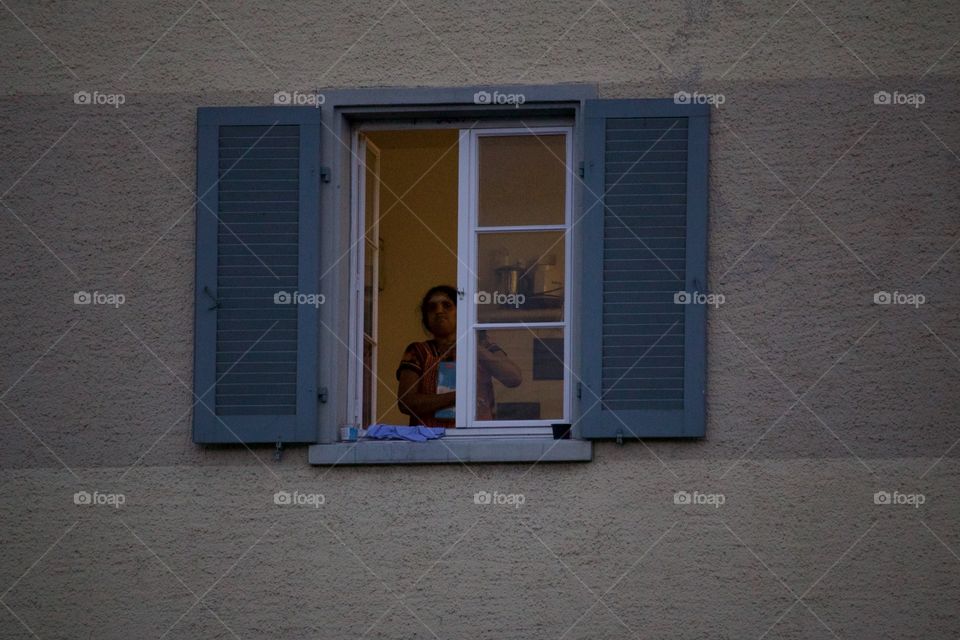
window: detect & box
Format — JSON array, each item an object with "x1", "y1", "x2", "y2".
[
  {"x1": 458, "y1": 128, "x2": 573, "y2": 429},
  {"x1": 191, "y1": 87, "x2": 709, "y2": 451},
  {"x1": 348, "y1": 125, "x2": 573, "y2": 434}
]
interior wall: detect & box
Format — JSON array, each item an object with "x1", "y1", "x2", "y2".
[
  {"x1": 481, "y1": 328, "x2": 565, "y2": 421},
  {"x1": 364, "y1": 129, "x2": 459, "y2": 425}
]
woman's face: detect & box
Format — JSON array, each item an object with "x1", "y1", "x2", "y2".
[{"x1": 425, "y1": 293, "x2": 456, "y2": 338}]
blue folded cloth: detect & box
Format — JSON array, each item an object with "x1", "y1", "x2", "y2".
[{"x1": 365, "y1": 425, "x2": 446, "y2": 442}]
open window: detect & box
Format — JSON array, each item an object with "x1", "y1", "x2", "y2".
[{"x1": 349, "y1": 123, "x2": 573, "y2": 435}]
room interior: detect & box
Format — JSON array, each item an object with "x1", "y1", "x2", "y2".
[{"x1": 361, "y1": 127, "x2": 565, "y2": 427}]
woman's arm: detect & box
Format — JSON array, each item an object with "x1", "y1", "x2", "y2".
[
  {"x1": 478, "y1": 345, "x2": 522, "y2": 388},
  {"x1": 397, "y1": 369, "x2": 456, "y2": 420}
]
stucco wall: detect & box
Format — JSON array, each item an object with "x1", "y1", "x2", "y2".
[{"x1": 1, "y1": 1, "x2": 958, "y2": 638}]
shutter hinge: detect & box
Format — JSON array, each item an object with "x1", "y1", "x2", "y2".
[
  {"x1": 318, "y1": 387, "x2": 328, "y2": 403},
  {"x1": 578, "y1": 161, "x2": 584, "y2": 179},
  {"x1": 319, "y1": 166, "x2": 331, "y2": 183}
]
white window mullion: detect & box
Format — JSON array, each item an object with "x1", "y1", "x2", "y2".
[
  {"x1": 475, "y1": 224, "x2": 567, "y2": 233},
  {"x1": 474, "y1": 322, "x2": 565, "y2": 330},
  {"x1": 455, "y1": 130, "x2": 473, "y2": 429},
  {"x1": 563, "y1": 127, "x2": 573, "y2": 422}
]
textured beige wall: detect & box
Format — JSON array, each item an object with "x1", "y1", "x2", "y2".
[{"x1": 1, "y1": 1, "x2": 959, "y2": 638}]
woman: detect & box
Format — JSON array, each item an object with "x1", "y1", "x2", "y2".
[{"x1": 396, "y1": 285, "x2": 522, "y2": 427}]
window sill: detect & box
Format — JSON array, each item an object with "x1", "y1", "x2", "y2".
[{"x1": 308, "y1": 436, "x2": 592, "y2": 465}]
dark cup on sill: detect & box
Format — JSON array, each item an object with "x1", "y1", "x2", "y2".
[{"x1": 551, "y1": 423, "x2": 572, "y2": 440}]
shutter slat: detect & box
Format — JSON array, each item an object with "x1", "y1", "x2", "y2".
[
  {"x1": 220, "y1": 160, "x2": 299, "y2": 171},
  {"x1": 218, "y1": 202, "x2": 299, "y2": 213}
]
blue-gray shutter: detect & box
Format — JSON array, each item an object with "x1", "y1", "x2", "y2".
[
  {"x1": 193, "y1": 107, "x2": 320, "y2": 444},
  {"x1": 580, "y1": 99, "x2": 709, "y2": 438}
]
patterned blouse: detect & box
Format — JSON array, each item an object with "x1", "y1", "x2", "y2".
[{"x1": 395, "y1": 339, "x2": 503, "y2": 427}]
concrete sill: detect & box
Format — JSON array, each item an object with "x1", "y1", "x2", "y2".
[{"x1": 308, "y1": 437, "x2": 592, "y2": 465}]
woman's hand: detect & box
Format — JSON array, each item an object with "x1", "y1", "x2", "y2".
[
  {"x1": 477, "y1": 344, "x2": 522, "y2": 388},
  {"x1": 397, "y1": 370, "x2": 456, "y2": 419}
]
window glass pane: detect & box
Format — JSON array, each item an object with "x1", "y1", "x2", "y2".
[
  {"x1": 476, "y1": 232, "x2": 564, "y2": 323},
  {"x1": 478, "y1": 134, "x2": 566, "y2": 227},
  {"x1": 476, "y1": 329, "x2": 564, "y2": 421},
  {"x1": 363, "y1": 240, "x2": 375, "y2": 337},
  {"x1": 364, "y1": 144, "x2": 378, "y2": 242}
]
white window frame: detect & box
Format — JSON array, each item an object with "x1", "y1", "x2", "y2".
[
  {"x1": 456, "y1": 126, "x2": 574, "y2": 430},
  {"x1": 363, "y1": 138, "x2": 381, "y2": 427},
  {"x1": 348, "y1": 135, "x2": 382, "y2": 426},
  {"x1": 347, "y1": 120, "x2": 575, "y2": 437}
]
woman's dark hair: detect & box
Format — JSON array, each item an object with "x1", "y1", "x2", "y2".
[{"x1": 420, "y1": 285, "x2": 458, "y2": 333}]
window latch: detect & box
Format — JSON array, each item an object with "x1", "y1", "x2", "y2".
[{"x1": 456, "y1": 288, "x2": 465, "y2": 300}]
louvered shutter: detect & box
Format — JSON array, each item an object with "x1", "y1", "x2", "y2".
[
  {"x1": 193, "y1": 107, "x2": 320, "y2": 444},
  {"x1": 579, "y1": 100, "x2": 709, "y2": 438}
]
